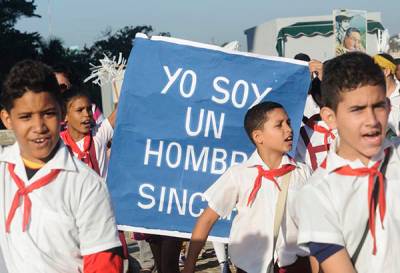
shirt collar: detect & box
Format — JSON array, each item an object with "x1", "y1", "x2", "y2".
[
  {"x1": 324, "y1": 137, "x2": 392, "y2": 173},
  {"x1": 0, "y1": 141, "x2": 78, "y2": 179},
  {"x1": 245, "y1": 150, "x2": 297, "y2": 170}
]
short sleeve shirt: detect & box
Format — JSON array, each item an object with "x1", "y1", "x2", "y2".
[
  {"x1": 296, "y1": 138, "x2": 400, "y2": 273},
  {"x1": 204, "y1": 151, "x2": 310, "y2": 273},
  {"x1": 75, "y1": 118, "x2": 113, "y2": 177},
  {"x1": 0, "y1": 142, "x2": 121, "y2": 273}
]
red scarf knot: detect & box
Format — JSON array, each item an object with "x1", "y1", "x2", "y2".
[
  {"x1": 305, "y1": 114, "x2": 335, "y2": 150},
  {"x1": 321, "y1": 149, "x2": 389, "y2": 255},
  {"x1": 6, "y1": 163, "x2": 60, "y2": 233},
  {"x1": 60, "y1": 130, "x2": 100, "y2": 175},
  {"x1": 247, "y1": 164, "x2": 295, "y2": 206}
]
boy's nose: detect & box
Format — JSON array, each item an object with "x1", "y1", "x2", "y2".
[
  {"x1": 32, "y1": 116, "x2": 48, "y2": 133},
  {"x1": 365, "y1": 108, "x2": 379, "y2": 126}
]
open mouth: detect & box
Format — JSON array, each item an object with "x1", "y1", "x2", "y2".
[
  {"x1": 81, "y1": 120, "x2": 92, "y2": 128},
  {"x1": 362, "y1": 130, "x2": 382, "y2": 144},
  {"x1": 284, "y1": 135, "x2": 293, "y2": 142},
  {"x1": 31, "y1": 137, "x2": 50, "y2": 147}
]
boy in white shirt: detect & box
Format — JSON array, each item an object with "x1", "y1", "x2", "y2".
[
  {"x1": 183, "y1": 101, "x2": 311, "y2": 273},
  {"x1": 296, "y1": 59, "x2": 337, "y2": 171},
  {"x1": 0, "y1": 60, "x2": 123, "y2": 273},
  {"x1": 295, "y1": 52, "x2": 400, "y2": 273},
  {"x1": 60, "y1": 89, "x2": 116, "y2": 178}
]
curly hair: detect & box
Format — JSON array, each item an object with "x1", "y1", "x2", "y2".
[{"x1": 1, "y1": 60, "x2": 62, "y2": 112}]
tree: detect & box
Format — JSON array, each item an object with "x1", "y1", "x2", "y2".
[
  {"x1": 0, "y1": 0, "x2": 41, "y2": 85},
  {"x1": 84, "y1": 25, "x2": 170, "y2": 61}
]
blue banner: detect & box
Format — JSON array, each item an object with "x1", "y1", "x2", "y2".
[{"x1": 107, "y1": 35, "x2": 310, "y2": 241}]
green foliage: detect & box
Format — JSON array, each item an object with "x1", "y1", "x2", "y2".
[{"x1": 0, "y1": 0, "x2": 171, "y2": 119}]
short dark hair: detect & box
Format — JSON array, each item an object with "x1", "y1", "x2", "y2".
[
  {"x1": 1, "y1": 60, "x2": 62, "y2": 112},
  {"x1": 294, "y1": 53, "x2": 311, "y2": 62},
  {"x1": 321, "y1": 52, "x2": 385, "y2": 111},
  {"x1": 61, "y1": 87, "x2": 92, "y2": 117},
  {"x1": 244, "y1": 101, "x2": 284, "y2": 145},
  {"x1": 378, "y1": 53, "x2": 396, "y2": 64}
]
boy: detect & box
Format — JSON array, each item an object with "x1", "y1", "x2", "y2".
[
  {"x1": 295, "y1": 52, "x2": 400, "y2": 272},
  {"x1": 60, "y1": 88, "x2": 115, "y2": 177},
  {"x1": 183, "y1": 101, "x2": 311, "y2": 273},
  {"x1": 0, "y1": 60, "x2": 123, "y2": 273},
  {"x1": 296, "y1": 59, "x2": 337, "y2": 170}
]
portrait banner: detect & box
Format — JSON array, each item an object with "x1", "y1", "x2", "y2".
[{"x1": 334, "y1": 9, "x2": 367, "y2": 56}]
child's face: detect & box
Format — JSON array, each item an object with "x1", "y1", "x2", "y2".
[
  {"x1": 0, "y1": 91, "x2": 61, "y2": 163},
  {"x1": 322, "y1": 85, "x2": 388, "y2": 165},
  {"x1": 65, "y1": 96, "x2": 93, "y2": 137},
  {"x1": 252, "y1": 108, "x2": 293, "y2": 154}
]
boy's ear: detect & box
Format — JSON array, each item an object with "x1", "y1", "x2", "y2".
[
  {"x1": 0, "y1": 109, "x2": 13, "y2": 130},
  {"x1": 251, "y1": 129, "x2": 263, "y2": 145},
  {"x1": 320, "y1": 106, "x2": 337, "y2": 130}
]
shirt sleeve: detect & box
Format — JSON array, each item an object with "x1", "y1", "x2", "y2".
[
  {"x1": 83, "y1": 250, "x2": 123, "y2": 273},
  {"x1": 76, "y1": 172, "x2": 121, "y2": 255},
  {"x1": 94, "y1": 118, "x2": 114, "y2": 148},
  {"x1": 295, "y1": 182, "x2": 345, "y2": 247},
  {"x1": 203, "y1": 167, "x2": 239, "y2": 219},
  {"x1": 308, "y1": 242, "x2": 344, "y2": 263}
]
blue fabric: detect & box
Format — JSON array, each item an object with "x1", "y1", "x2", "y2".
[
  {"x1": 309, "y1": 242, "x2": 344, "y2": 263},
  {"x1": 107, "y1": 36, "x2": 311, "y2": 240}
]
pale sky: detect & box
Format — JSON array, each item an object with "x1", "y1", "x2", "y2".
[{"x1": 16, "y1": 0, "x2": 400, "y2": 51}]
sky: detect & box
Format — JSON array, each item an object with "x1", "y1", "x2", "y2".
[{"x1": 16, "y1": 0, "x2": 400, "y2": 51}]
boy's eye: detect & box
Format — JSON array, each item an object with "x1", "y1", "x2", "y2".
[
  {"x1": 44, "y1": 111, "x2": 56, "y2": 117},
  {"x1": 18, "y1": 114, "x2": 31, "y2": 120},
  {"x1": 350, "y1": 107, "x2": 363, "y2": 112}
]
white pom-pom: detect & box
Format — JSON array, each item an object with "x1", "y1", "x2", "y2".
[{"x1": 84, "y1": 53, "x2": 127, "y2": 102}]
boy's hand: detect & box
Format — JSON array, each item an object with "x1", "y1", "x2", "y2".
[
  {"x1": 309, "y1": 60, "x2": 323, "y2": 80},
  {"x1": 182, "y1": 207, "x2": 220, "y2": 273}
]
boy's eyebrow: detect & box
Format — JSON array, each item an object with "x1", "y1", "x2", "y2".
[
  {"x1": 348, "y1": 100, "x2": 387, "y2": 111},
  {"x1": 16, "y1": 106, "x2": 58, "y2": 115},
  {"x1": 372, "y1": 100, "x2": 387, "y2": 107}
]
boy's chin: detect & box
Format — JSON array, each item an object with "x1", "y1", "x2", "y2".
[{"x1": 29, "y1": 141, "x2": 59, "y2": 163}]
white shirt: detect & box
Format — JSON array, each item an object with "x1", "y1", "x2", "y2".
[
  {"x1": 303, "y1": 94, "x2": 320, "y2": 119},
  {"x1": 295, "y1": 117, "x2": 337, "y2": 171},
  {"x1": 75, "y1": 118, "x2": 113, "y2": 177},
  {"x1": 0, "y1": 142, "x2": 121, "y2": 273},
  {"x1": 388, "y1": 82, "x2": 400, "y2": 136},
  {"x1": 295, "y1": 138, "x2": 400, "y2": 273},
  {"x1": 204, "y1": 151, "x2": 310, "y2": 273}
]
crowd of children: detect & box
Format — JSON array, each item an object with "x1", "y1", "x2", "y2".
[{"x1": 0, "y1": 49, "x2": 400, "y2": 273}]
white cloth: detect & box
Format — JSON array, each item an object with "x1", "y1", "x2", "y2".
[
  {"x1": 295, "y1": 138, "x2": 400, "y2": 272},
  {"x1": 75, "y1": 118, "x2": 113, "y2": 177},
  {"x1": 204, "y1": 151, "x2": 310, "y2": 273},
  {"x1": 0, "y1": 142, "x2": 121, "y2": 273},
  {"x1": 388, "y1": 82, "x2": 400, "y2": 136},
  {"x1": 295, "y1": 118, "x2": 337, "y2": 170},
  {"x1": 302, "y1": 94, "x2": 320, "y2": 119}
]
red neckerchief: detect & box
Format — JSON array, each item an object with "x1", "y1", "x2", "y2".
[
  {"x1": 320, "y1": 149, "x2": 389, "y2": 255},
  {"x1": 60, "y1": 130, "x2": 101, "y2": 175},
  {"x1": 301, "y1": 114, "x2": 335, "y2": 170},
  {"x1": 247, "y1": 163, "x2": 296, "y2": 206},
  {"x1": 6, "y1": 163, "x2": 60, "y2": 232}
]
